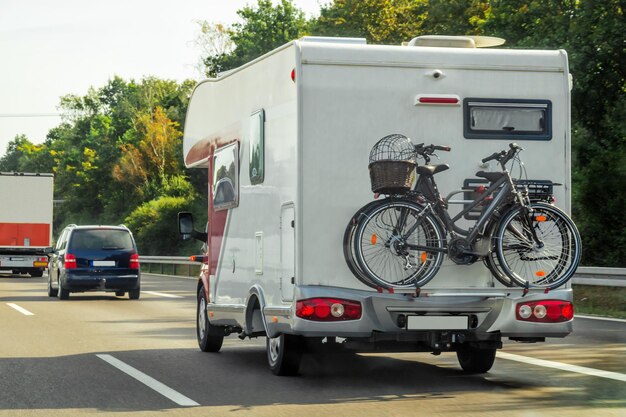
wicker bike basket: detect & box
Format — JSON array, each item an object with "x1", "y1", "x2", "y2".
[{"x1": 368, "y1": 134, "x2": 417, "y2": 194}]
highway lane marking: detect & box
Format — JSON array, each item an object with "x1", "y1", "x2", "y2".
[
  {"x1": 143, "y1": 291, "x2": 184, "y2": 299},
  {"x1": 96, "y1": 354, "x2": 199, "y2": 406},
  {"x1": 498, "y1": 352, "x2": 626, "y2": 382},
  {"x1": 575, "y1": 314, "x2": 626, "y2": 323},
  {"x1": 6, "y1": 303, "x2": 34, "y2": 315}
]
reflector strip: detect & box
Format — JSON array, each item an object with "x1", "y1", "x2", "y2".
[{"x1": 415, "y1": 94, "x2": 461, "y2": 106}]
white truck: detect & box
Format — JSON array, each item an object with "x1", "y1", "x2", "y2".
[
  {"x1": 178, "y1": 35, "x2": 575, "y2": 375},
  {"x1": 0, "y1": 172, "x2": 54, "y2": 277}
]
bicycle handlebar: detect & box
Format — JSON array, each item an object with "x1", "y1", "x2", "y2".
[
  {"x1": 481, "y1": 143, "x2": 523, "y2": 166},
  {"x1": 415, "y1": 143, "x2": 451, "y2": 155}
]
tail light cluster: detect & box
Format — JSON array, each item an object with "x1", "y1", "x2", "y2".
[
  {"x1": 296, "y1": 298, "x2": 362, "y2": 322},
  {"x1": 516, "y1": 300, "x2": 574, "y2": 323},
  {"x1": 130, "y1": 253, "x2": 140, "y2": 269},
  {"x1": 64, "y1": 253, "x2": 77, "y2": 269}
]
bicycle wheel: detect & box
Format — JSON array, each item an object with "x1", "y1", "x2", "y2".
[
  {"x1": 343, "y1": 200, "x2": 389, "y2": 289},
  {"x1": 353, "y1": 199, "x2": 445, "y2": 289},
  {"x1": 494, "y1": 202, "x2": 581, "y2": 289}
]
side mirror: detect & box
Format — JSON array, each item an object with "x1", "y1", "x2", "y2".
[
  {"x1": 178, "y1": 212, "x2": 209, "y2": 242},
  {"x1": 44, "y1": 246, "x2": 54, "y2": 254},
  {"x1": 178, "y1": 212, "x2": 194, "y2": 241}
]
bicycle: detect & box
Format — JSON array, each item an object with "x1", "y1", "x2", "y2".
[{"x1": 344, "y1": 134, "x2": 582, "y2": 290}]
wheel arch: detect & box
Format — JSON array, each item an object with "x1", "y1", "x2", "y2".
[{"x1": 245, "y1": 285, "x2": 270, "y2": 338}]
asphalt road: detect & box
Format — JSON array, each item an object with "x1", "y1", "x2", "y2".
[{"x1": 0, "y1": 272, "x2": 624, "y2": 417}]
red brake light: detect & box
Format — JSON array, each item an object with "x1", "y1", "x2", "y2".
[
  {"x1": 418, "y1": 97, "x2": 459, "y2": 105},
  {"x1": 64, "y1": 253, "x2": 77, "y2": 269},
  {"x1": 516, "y1": 300, "x2": 574, "y2": 323},
  {"x1": 296, "y1": 298, "x2": 361, "y2": 321},
  {"x1": 130, "y1": 253, "x2": 140, "y2": 269}
]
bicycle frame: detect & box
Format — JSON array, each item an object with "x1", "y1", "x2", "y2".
[{"x1": 398, "y1": 171, "x2": 524, "y2": 254}]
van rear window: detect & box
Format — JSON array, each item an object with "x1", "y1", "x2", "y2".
[
  {"x1": 69, "y1": 229, "x2": 134, "y2": 251},
  {"x1": 464, "y1": 98, "x2": 552, "y2": 141}
]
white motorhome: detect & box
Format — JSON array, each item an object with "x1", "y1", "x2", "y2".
[{"x1": 179, "y1": 35, "x2": 574, "y2": 375}]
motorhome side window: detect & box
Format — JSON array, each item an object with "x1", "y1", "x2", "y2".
[
  {"x1": 464, "y1": 98, "x2": 552, "y2": 140},
  {"x1": 213, "y1": 143, "x2": 239, "y2": 210},
  {"x1": 249, "y1": 109, "x2": 265, "y2": 185}
]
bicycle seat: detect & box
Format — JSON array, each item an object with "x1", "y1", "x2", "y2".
[
  {"x1": 476, "y1": 171, "x2": 505, "y2": 182},
  {"x1": 416, "y1": 164, "x2": 450, "y2": 177}
]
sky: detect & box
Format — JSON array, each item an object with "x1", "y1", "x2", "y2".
[{"x1": 0, "y1": 0, "x2": 323, "y2": 157}]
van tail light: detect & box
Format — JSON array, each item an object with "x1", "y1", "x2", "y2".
[
  {"x1": 130, "y1": 253, "x2": 140, "y2": 270},
  {"x1": 296, "y1": 298, "x2": 362, "y2": 321},
  {"x1": 64, "y1": 253, "x2": 77, "y2": 269},
  {"x1": 516, "y1": 300, "x2": 573, "y2": 323}
]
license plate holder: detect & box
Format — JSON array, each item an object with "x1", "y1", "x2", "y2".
[
  {"x1": 407, "y1": 315, "x2": 468, "y2": 330},
  {"x1": 92, "y1": 260, "x2": 116, "y2": 267}
]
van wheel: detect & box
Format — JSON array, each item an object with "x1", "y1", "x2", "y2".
[
  {"x1": 47, "y1": 275, "x2": 58, "y2": 297},
  {"x1": 128, "y1": 289, "x2": 140, "y2": 300},
  {"x1": 267, "y1": 334, "x2": 303, "y2": 376},
  {"x1": 197, "y1": 287, "x2": 224, "y2": 352},
  {"x1": 456, "y1": 345, "x2": 497, "y2": 373},
  {"x1": 57, "y1": 279, "x2": 69, "y2": 300}
]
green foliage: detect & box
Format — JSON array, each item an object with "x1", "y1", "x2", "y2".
[
  {"x1": 311, "y1": 0, "x2": 429, "y2": 44},
  {"x1": 124, "y1": 196, "x2": 199, "y2": 255},
  {"x1": 200, "y1": 0, "x2": 309, "y2": 76},
  {"x1": 0, "y1": 134, "x2": 55, "y2": 173}
]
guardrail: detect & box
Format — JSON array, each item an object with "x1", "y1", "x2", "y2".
[
  {"x1": 140, "y1": 256, "x2": 200, "y2": 278},
  {"x1": 572, "y1": 267, "x2": 626, "y2": 287},
  {"x1": 139, "y1": 256, "x2": 626, "y2": 287}
]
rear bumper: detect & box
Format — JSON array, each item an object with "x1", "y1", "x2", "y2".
[
  {"x1": 268, "y1": 285, "x2": 573, "y2": 341},
  {"x1": 63, "y1": 273, "x2": 140, "y2": 291}
]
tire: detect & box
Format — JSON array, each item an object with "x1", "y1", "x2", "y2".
[
  {"x1": 197, "y1": 287, "x2": 224, "y2": 352},
  {"x1": 456, "y1": 345, "x2": 497, "y2": 373},
  {"x1": 352, "y1": 199, "x2": 445, "y2": 289},
  {"x1": 47, "y1": 275, "x2": 58, "y2": 297},
  {"x1": 30, "y1": 269, "x2": 43, "y2": 278},
  {"x1": 343, "y1": 200, "x2": 389, "y2": 288},
  {"x1": 267, "y1": 333, "x2": 303, "y2": 376},
  {"x1": 57, "y1": 276, "x2": 69, "y2": 300},
  {"x1": 495, "y1": 202, "x2": 581, "y2": 289},
  {"x1": 128, "y1": 288, "x2": 140, "y2": 300}
]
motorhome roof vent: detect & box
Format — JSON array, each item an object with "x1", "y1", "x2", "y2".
[
  {"x1": 406, "y1": 35, "x2": 505, "y2": 48},
  {"x1": 298, "y1": 36, "x2": 367, "y2": 45}
]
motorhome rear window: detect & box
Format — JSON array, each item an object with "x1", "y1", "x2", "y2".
[
  {"x1": 213, "y1": 143, "x2": 239, "y2": 210},
  {"x1": 464, "y1": 98, "x2": 552, "y2": 140},
  {"x1": 249, "y1": 109, "x2": 264, "y2": 185}
]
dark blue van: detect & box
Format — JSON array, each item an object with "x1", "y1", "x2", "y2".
[{"x1": 47, "y1": 225, "x2": 140, "y2": 300}]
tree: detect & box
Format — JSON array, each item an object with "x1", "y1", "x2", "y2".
[
  {"x1": 199, "y1": 0, "x2": 309, "y2": 75},
  {"x1": 113, "y1": 106, "x2": 184, "y2": 200},
  {"x1": 311, "y1": 0, "x2": 429, "y2": 44}
]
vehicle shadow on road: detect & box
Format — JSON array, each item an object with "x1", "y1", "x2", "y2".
[{"x1": 0, "y1": 346, "x2": 623, "y2": 413}]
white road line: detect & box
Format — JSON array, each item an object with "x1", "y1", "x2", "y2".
[
  {"x1": 143, "y1": 291, "x2": 184, "y2": 299},
  {"x1": 6, "y1": 303, "x2": 34, "y2": 316},
  {"x1": 498, "y1": 352, "x2": 626, "y2": 382},
  {"x1": 96, "y1": 354, "x2": 199, "y2": 407},
  {"x1": 575, "y1": 314, "x2": 626, "y2": 323}
]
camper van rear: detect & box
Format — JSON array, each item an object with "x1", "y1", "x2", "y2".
[{"x1": 180, "y1": 36, "x2": 574, "y2": 376}]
